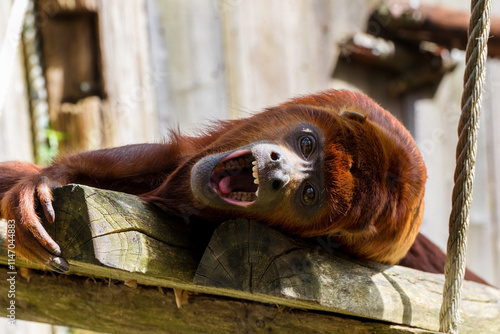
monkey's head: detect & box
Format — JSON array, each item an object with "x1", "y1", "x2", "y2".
[
  {"x1": 191, "y1": 116, "x2": 331, "y2": 223},
  {"x1": 188, "y1": 90, "x2": 426, "y2": 264}
]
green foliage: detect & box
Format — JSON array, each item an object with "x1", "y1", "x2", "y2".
[{"x1": 35, "y1": 128, "x2": 65, "y2": 165}]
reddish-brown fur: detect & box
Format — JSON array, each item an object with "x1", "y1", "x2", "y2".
[
  {"x1": 0, "y1": 89, "x2": 487, "y2": 284},
  {"x1": 275, "y1": 92, "x2": 427, "y2": 265}
]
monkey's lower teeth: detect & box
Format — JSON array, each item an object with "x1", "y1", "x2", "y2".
[
  {"x1": 219, "y1": 191, "x2": 257, "y2": 202},
  {"x1": 231, "y1": 192, "x2": 256, "y2": 201}
]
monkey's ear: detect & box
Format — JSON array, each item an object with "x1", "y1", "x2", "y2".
[{"x1": 341, "y1": 110, "x2": 366, "y2": 123}]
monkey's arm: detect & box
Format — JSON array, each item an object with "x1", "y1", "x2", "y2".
[{"x1": 0, "y1": 142, "x2": 189, "y2": 270}]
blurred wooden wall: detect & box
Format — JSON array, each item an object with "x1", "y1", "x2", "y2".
[
  {"x1": 35, "y1": 0, "x2": 159, "y2": 154},
  {"x1": 0, "y1": 0, "x2": 499, "y2": 291},
  {"x1": 150, "y1": 0, "x2": 500, "y2": 286},
  {"x1": 0, "y1": 0, "x2": 32, "y2": 162},
  {"x1": 402, "y1": 1, "x2": 500, "y2": 287}
]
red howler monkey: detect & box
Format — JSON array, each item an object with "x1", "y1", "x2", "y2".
[{"x1": 0, "y1": 89, "x2": 487, "y2": 284}]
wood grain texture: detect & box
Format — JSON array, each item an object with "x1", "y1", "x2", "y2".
[
  {"x1": 0, "y1": 267, "x2": 435, "y2": 334},
  {"x1": 195, "y1": 220, "x2": 500, "y2": 333},
  {"x1": 0, "y1": 185, "x2": 498, "y2": 333}
]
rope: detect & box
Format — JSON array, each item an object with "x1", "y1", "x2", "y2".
[
  {"x1": 439, "y1": 0, "x2": 491, "y2": 333},
  {"x1": 22, "y1": 0, "x2": 51, "y2": 164},
  {"x1": 0, "y1": 0, "x2": 29, "y2": 116}
]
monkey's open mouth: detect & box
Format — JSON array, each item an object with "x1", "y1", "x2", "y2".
[{"x1": 210, "y1": 150, "x2": 259, "y2": 205}]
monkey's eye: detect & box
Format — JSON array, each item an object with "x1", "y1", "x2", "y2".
[
  {"x1": 299, "y1": 136, "x2": 314, "y2": 158},
  {"x1": 302, "y1": 184, "x2": 316, "y2": 205}
]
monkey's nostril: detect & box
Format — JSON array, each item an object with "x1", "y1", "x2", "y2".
[
  {"x1": 270, "y1": 152, "x2": 280, "y2": 161},
  {"x1": 272, "y1": 179, "x2": 281, "y2": 190}
]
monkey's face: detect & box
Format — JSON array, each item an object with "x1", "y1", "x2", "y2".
[{"x1": 190, "y1": 122, "x2": 328, "y2": 223}]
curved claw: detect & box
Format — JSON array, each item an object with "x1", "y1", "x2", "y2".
[
  {"x1": 15, "y1": 224, "x2": 68, "y2": 272},
  {"x1": 2, "y1": 173, "x2": 67, "y2": 270},
  {"x1": 27, "y1": 220, "x2": 61, "y2": 256},
  {"x1": 47, "y1": 256, "x2": 69, "y2": 273},
  {"x1": 37, "y1": 176, "x2": 57, "y2": 223},
  {"x1": 41, "y1": 199, "x2": 55, "y2": 223}
]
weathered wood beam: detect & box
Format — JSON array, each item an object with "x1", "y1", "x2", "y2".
[
  {"x1": 195, "y1": 220, "x2": 500, "y2": 333},
  {"x1": 0, "y1": 185, "x2": 498, "y2": 333},
  {"x1": 0, "y1": 266, "x2": 436, "y2": 334},
  {"x1": 374, "y1": 0, "x2": 500, "y2": 57},
  {"x1": 0, "y1": 185, "x2": 210, "y2": 284},
  {"x1": 339, "y1": 32, "x2": 456, "y2": 94}
]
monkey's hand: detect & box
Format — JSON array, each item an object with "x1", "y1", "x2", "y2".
[{"x1": 0, "y1": 162, "x2": 69, "y2": 272}]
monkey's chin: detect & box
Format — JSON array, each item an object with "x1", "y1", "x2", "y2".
[{"x1": 190, "y1": 147, "x2": 259, "y2": 210}]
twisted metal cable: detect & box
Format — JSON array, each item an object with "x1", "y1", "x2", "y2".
[{"x1": 439, "y1": 0, "x2": 491, "y2": 333}]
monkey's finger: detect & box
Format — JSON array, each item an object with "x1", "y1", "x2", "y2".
[
  {"x1": 26, "y1": 220, "x2": 61, "y2": 256},
  {"x1": 37, "y1": 179, "x2": 55, "y2": 223},
  {"x1": 16, "y1": 227, "x2": 69, "y2": 273},
  {"x1": 19, "y1": 188, "x2": 62, "y2": 256}
]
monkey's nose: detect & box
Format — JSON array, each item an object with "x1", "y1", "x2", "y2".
[
  {"x1": 270, "y1": 151, "x2": 281, "y2": 161},
  {"x1": 272, "y1": 179, "x2": 282, "y2": 190},
  {"x1": 270, "y1": 174, "x2": 290, "y2": 191}
]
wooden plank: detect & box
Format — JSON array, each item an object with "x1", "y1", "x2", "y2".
[
  {"x1": 38, "y1": 0, "x2": 98, "y2": 12},
  {"x1": 38, "y1": 1, "x2": 105, "y2": 154},
  {"x1": 467, "y1": 75, "x2": 495, "y2": 284},
  {"x1": 154, "y1": 0, "x2": 228, "y2": 134},
  {"x1": 144, "y1": 0, "x2": 176, "y2": 137},
  {"x1": 17, "y1": 185, "x2": 208, "y2": 281},
  {"x1": 0, "y1": 0, "x2": 33, "y2": 162},
  {"x1": 0, "y1": 267, "x2": 435, "y2": 334},
  {"x1": 39, "y1": 11, "x2": 103, "y2": 109},
  {"x1": 378, "y1": 0, "x2": 500, "y2": 57},
  {"x1": 220, "y1": 0, "x2": 380, "y2": 118},
  {"x1": 195, "y1": 220, "x2": 500, "y2": 333},
  {"x1": 37, "y1": 0, "x2": 160, "y2": 150},
  {"x1": 0, "y1": 185, "x2": 498, "y2": 333},
  {"x1": 482, "y1": 58, "x2": 500, "y2": 287},
  {"x1": 97, "y1": 0, "x2": 160, "y2": 146},
  {"x1": 409, "y1": 56, "x2": 500, "y2": 287},
  {"x1": 57, "y1": 96, "x2": 105, "y2": 151},
  {"x1": 338, "y1": 32, "x2": 457, "y2": 95}
]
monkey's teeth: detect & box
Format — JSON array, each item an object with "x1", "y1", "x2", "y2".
[
  {"x1": 252, "y1": 165, "x2": 259, "y2": 185},
  {"x1": 212, "y1": 153, "x2": 259, "y2": 203},
  {"x1": 224, "y1": 191, "x2": 257, "y2": 202},
  {"x1": 214, "y1": 153, "x2": 255, "y2": 173}
]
